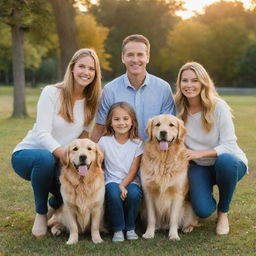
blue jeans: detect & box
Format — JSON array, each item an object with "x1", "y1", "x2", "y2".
[
  {"x1": 105, "y1": 182, "x2": 142, "y2": 231},
  {"x1": 188, "y1": 153, "x2": 246, "y2": 218},
  {"x1": 11, "y1": 149, "x2": 63, "y2": 214}
]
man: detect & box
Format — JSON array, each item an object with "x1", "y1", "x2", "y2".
[{"x1": 91, "y1": 34, "x2": 175, "y2": 142}]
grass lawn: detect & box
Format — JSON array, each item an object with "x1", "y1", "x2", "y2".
[{"x1": 0, "y1": 86, "x2": 255, "y2": 256}]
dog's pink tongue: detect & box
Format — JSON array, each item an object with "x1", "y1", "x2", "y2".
[
  {"x1": 78, "y1": 165, "x2": 88, "y2": 176},
  {"x1": 159, "y1": 141, "x2": 169, "y2": 151}
]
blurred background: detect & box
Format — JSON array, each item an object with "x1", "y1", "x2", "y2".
[{"x1": 0, "y1": 0, "x2": 256, "y2": 90}]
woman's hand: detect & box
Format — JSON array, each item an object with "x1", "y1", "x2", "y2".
[
  {"x1": 185, "y1": 149, "x2": 203, "y2": 160},
  {"x1": 119, "y1": 184, "x2": 128, "y2": 200},
  {"x1": 53, "y1": 147, "x2": 66, "y2": 166},
  {"x1": 185, "y1": 149, "x2": 217, "y2": 160}
]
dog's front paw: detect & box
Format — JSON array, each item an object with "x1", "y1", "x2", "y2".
[
  {"x1": 182, "y1": 225, "x2": 194, "y2": 233},
  {"x1": 66, "y1": 234, "x2": 78, "y2": 245},
  {"x1": 142, "y1": 232, "x2": 155, "y2": 239},
  {"x1": 168, "y1": 233, "x2": 180, "y2": 241},
  {"x1": 92, "y1": 236, "x2": 103, "y2": 244},
  {"x1": 51, "y1": 226, "x2": 62, "y2": 236}
]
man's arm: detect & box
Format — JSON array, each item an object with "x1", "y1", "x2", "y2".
[{"x1": 91, "y1": 124, "x2": 106, "y2": 143}]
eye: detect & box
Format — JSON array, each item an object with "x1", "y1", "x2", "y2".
[
  {"x1": 73, "y1": 147, "x2": 78, "y2": 151},
  {"x1": 88, "y1": 147, "x2": 92, "y2": 151},
  {"x1": 155, "y1": 122, "x2": 161, "y2": 127},
  {"x1": 169, "y1": 123, "x2": 174, "y2": 127}
]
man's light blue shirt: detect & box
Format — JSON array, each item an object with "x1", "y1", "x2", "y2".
[{"x1": 96, "y1": 73, "x2": 176, "y2": 140}]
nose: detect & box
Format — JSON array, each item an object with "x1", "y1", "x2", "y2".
[
  {"x1": 160, "y1": 130, "x2": 167, "y2": 140},
  {"x1": 79, "y1": 155, "x2": 87, "y2": 163}
]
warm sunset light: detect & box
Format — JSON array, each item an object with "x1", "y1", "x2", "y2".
[{"x1": 176, "y1": 0, "x2": 253, "y2": 19}]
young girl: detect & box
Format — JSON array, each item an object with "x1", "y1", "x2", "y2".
[
  {"x1": 174, "y1": 62, "x2": 248, "y2": 235},
  {"x1": 98, "y1": 102, "x2": 143, "y2": 242}
]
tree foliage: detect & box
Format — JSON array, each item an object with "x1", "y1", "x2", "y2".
[
  {"x1": 0, "y1": 0, "x2": 55, "y2": 117},
  {"x1": 90, "y1": 0, "x2": 182, "y2": 78},
  {"x1": 160, "y1": 20, "x2": 210, "y2": 78},
  {"x1": 75, "y1": 14, "x2": 111, "y2": 71}
]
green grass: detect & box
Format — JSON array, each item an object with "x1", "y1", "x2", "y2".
[{"x1": 0, "y1": 86, "x2": 256, "y2": 256}]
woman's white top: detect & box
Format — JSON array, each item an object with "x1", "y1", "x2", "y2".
[
  {"x1": 185, "y1": 99, "x2": 248, "y2": 169},
  {"x1": 13, "y1": 85, "x2": 90, "y2": 153},
  {"x1": 98, "y1": 135, "x2": 143, "y2": 186}
]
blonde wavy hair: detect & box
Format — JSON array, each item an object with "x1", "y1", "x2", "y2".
[
  {"x1": 56, "y1": 48, "x2": 101, "y2": 126},
  {"x1": 174, "y1": 62, "x2": 223, "y2": 132},
  {"x1": 105, "y1": 102, "x2": 140, "y2": 141}
]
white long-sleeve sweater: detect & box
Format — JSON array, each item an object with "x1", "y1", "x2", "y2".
[
  {"x1": 13, "y1": 85, "x2": 90, "y2": 153},
  {"x1": 185, "y1": 99, "x2": 248, "y2": 169}
]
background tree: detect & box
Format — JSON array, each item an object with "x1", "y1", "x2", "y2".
[
  {"x1": 0, "y1": 23, "x2": 12, "y2": 84},
  {"x1": 49, "y1": 0, "x2": 78, "y2": 77},
  {"x1": 90, "y1": 0, "x2": 182, "y2": 79},
  {"x1": 160, "y1": 20, "x2": 210, "y2": 81},
  {"x1": 75, "y1": 13, "x2": 110, "y2": 71},
  {"x1": 205, "y1": 18, "x2": 250, "y2": 86},
  {"x1": 0, "y1": 0, "x2": 56, "y2": 117}
]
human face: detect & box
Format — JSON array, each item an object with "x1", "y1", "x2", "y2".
[
  {"x1": 180, "y1": 69, "x2": 202, "y2": 100},
  {"x1": 121, "y1": 41, "x2": 149, "y2": 77},
  {"x1": 72, "y1": 55, "x2": 96, "y2": 89},
  {"x1": 111, "y1": 107, "x2": 133, "y2": 136}
]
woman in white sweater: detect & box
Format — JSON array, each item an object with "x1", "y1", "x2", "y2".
[
  {"x1": 11, "y1": 48, "x2": 101, "y2": 238},
  {"x1": 174, "y1": 62, "x2": 247, "y2": 235}
]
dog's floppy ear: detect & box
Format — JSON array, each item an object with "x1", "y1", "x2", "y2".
[
  {"x1": 145, "y1": 118, "x2": 154, "y2": 141},
  {"x1": 177, "y1": 118, "x2": 187, "y2": 143},
  {"x1": 63, "y1": 146, "x2": 70, "y2": 167},
  {"x1": 95, "y1": 144, "x2": 104, "y2": 167}
]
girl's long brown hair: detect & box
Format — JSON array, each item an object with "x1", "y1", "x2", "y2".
[
  {"x1": 57, "y1": 48, "x2": 101, "y2": 126},
  {"x1": 105, "y1": 102, "x2": 140, "y2": 140}
]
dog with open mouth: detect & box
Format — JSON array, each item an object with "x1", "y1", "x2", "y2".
[
  {"x1": 141, "y1": 114, "x2": 198, "y2": 240},
  {"x1": 48, "y1": 138, "x2": 105, "y2": 245}
]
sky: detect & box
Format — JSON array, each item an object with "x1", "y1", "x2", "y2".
[{"x1": 176, "y1": 0, "x2": 253, "y2": 19}]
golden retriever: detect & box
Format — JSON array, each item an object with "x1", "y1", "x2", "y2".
[
  {"x1": 141, "y1": 114, "x2": 198, "y2": 240},
  {"x1": 48, "y1": 138, "x2": 105, "y2": 245}
]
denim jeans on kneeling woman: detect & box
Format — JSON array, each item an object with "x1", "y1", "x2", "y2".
[
  {"x1": 11, "y1": 149, "x2": 63, "y2": 214},
  {"x1": 188, "y1": 153, "x2": 246, "y2": 218}
]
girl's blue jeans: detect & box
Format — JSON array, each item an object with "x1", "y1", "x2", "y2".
[
  {"x1": 11, "y1": 149, "x2": 63, "y2": 214},
  {"x1": 105, "y1": 182, "x2": 142, "y2": 232},
  {"x1": 188, "y1": 153, "x2": 246, "y2": 218}
]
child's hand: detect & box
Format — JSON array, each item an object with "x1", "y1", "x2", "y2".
[{"x1": 119, "y1": 184, "x2": 128, "y2": 200}]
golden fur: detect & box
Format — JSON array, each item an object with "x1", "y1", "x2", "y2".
[
  {"x1": 141, "y1": 114, "x2": 198, "y2": 240},
  {"x1": 48, "y1": 139, "x2": 105, "y2": 245}
]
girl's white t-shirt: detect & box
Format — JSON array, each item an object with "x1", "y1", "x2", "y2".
[{"x1": 98, "y1": 135, "x2": 143, "y2": 185}]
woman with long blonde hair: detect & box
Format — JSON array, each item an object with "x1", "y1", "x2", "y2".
[
  {"x1": 11, "y1": 48, "x2": 101, "y2": 238},
  {"x1": 174, "y1": 62, "x2": 247, "y2": 235}
]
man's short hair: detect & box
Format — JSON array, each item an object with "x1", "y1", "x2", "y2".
[{"x1": 122, "y1": 34, "x2": 150, "y2": 55}]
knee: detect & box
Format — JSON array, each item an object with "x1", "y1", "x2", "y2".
[
  {"x1": 215, "y1": 154, "x2": 238, "y2": 177},
  {"x1": 194, "y1": 207, "x2": 215, "y2": 219},
  {"x1": 126, "y1": 186, "x2": 142, "y2": 203},
  {"x1": 105, "y1": 183, "x2": 120, "y2": 201}
]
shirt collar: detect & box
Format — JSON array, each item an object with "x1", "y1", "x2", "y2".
[{"x1": 123, "y1": 72, "x2": 149, "y2": 89}]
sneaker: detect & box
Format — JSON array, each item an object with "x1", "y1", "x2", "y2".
[
  {"x1": 126, "y1": 230, "x2": 139, "y2": 240},
  {"x1": 112, "y1": 231, "x2": 125, "y2": 242}
]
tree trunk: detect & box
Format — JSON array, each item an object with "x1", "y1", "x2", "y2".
[
  {"x1": 11, "y1": 22, "x2": 27, "y2": 118},
  {"x1": 50, "y1": 0, "x2": 78, "y2": 77}
]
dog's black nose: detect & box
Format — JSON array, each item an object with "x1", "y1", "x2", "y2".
[
  {"x1": 79, "y1": 155, "x2": 87, "y2": 163},
  {"x1": 160, "y1": 130, "x2": 167, "y2": 139}
]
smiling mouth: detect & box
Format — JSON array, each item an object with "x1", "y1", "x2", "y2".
[
  {"x1": 156, "y1": 138, "x2": 175, "y2": 151},
  {"x1": 74, "y1": 163, "x2": 91, "y2": 176}
]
